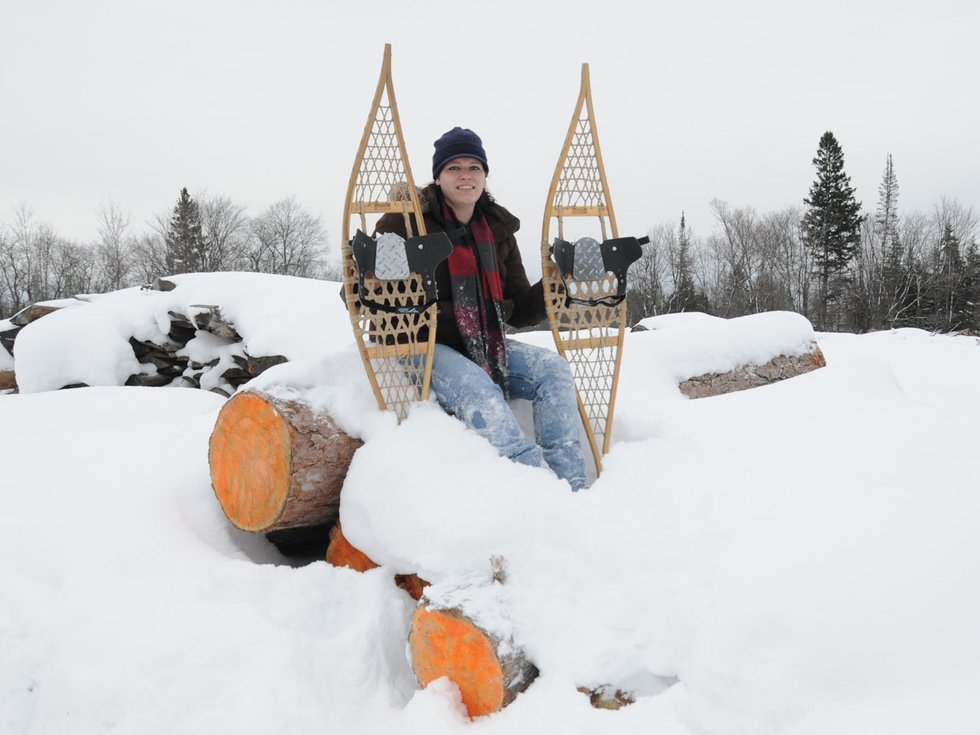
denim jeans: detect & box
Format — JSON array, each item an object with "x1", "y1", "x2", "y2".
[{"x1": 428, "y1": 339, "x2": 587, "y2": 491}]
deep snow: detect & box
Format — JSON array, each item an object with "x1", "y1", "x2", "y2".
[{"x1": 2, "y1": 274, "x2": 979, "y2": 734}]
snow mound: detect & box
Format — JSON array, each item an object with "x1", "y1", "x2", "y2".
[
  {"x1": 12, "y1": 273, "x2": 350, "y2": 393},
  {"x1": 4, "y1": 272, "x2": 980, "y2": 734}
]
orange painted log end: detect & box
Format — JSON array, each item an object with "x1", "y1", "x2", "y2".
[
  {"x1": 325, "y1": 524, "x2": 379, "y2": 572},
  {"x1": 409, "y1": 606, "x2": 506, "y2": 718},
  {"x1": 209, "y1": 392, "x2": 292, "y2": 531}
]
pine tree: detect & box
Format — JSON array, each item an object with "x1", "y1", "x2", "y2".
[
  {"x1": 165, "y1": 188, "x2": 207, "y2": 274},
  {"x1": 963, "y1": 240, "x2": 980, "y2": 331},
  {"x1": 876, "y1": 154, "x2": 908, "y2": 327},
  {"x1": 801, "y1": 131, "x2": 864, "y2": 329},
  {"x1": 935, "y1": 224, "x2": 971, "y2": 331},
  {"x1": 671, "y1": 213, "x2": 709, "y2": 313},
  {"x1": 874, "y1": 153, "x2": 900, "y2": 246}
]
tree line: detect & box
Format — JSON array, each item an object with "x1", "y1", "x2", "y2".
[
  {"x1": 4, "y1": 137, "x2": 978, "y2": 335},
  {"x1": 627, "y1": 132, "x2": 979, "y2": 334},
  {"x1": 0, "y1": 189, "x2": 338, "y2": 317}
]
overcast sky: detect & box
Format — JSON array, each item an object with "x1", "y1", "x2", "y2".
[{"x1": 3, "y1": 0, "x2": 978, "y2": 277}]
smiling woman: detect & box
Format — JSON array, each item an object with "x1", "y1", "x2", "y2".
[{"x1": 371, "y1": 127, "x2": 588, "y2": 491}]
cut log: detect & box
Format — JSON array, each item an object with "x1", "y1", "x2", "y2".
[
  {"x1": 10, "y1": 303, "x2": 61, "y2": 327},
  {"x1": 326, "y1": 523, "x2": 429, "y2": 600},
  {"x1": 577, "y1": 685, "x2": 636, "y2": 710},
  {"x1": 409, "y1": 603, "x2": 538, "y2": 717},
  {"x1": 208, "y1": 391, "x2": 362, "y2": 532},
  {"x1": 0, "y1": 370, "x2": 16, "y2": 391},
  {"x1": 188, "y1": 304, "x2": 239, "y2": 340},
  {"x1": 325, "y1": 523, "x2": 379, "y2": 572},
  {"x1": 145, "y1": 277, "x2": 176, "y2": 292},
  {"x1": 679, "y1": 342, "x2": 826, "y2": 399}
]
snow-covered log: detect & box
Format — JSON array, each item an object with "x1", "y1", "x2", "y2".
[
  {"x1": 679, "y1": 342, "x2": 825, "y2": 399},
  {"x1": 9, "y1": 303, "x2": 63, "y2": 327},
  {"x1": 409, "y1": 573, "x2": 538, "y2": 717},
  {"x1": 208, "y1": 391, "x2": 362, "y2": 533},
  {"x1": 326, "y1": 523, "x2": 429, "y2": 600},
  {"x1": 325, "y1": 522, "x2": 379, "y2": 572}
]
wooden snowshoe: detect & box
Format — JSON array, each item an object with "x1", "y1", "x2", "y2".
[
  {"x1": 341, "y1": 44, "x2": 451, "y2": 420},
  {"x1": 541, "y1": 64, "x2": 645, "y2": 475}
]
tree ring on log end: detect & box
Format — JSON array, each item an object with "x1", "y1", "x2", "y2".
[{"x1": 209, "y1": 392, "x2": 292, "y2": 531}]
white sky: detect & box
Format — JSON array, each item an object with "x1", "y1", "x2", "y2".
[{"x1": 2, "y1": 0, "x2": 978, "y2": 269}]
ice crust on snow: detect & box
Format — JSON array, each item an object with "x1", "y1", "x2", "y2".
[{"x1": 3, "y1": 273, "x2": 980, "y2": 734}]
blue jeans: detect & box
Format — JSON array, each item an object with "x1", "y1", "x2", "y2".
[{"x1": 428, "y1": 339, "x2": 587, "y2": 491}]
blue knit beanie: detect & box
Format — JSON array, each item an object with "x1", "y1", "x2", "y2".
[{"x1": 432, "y1": 127, "x2": 489, "y2": 179}]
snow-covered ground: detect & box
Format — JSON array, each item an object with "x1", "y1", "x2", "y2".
[{"x1": 2, "y1": 274, "x2": 979, "y2": 734}]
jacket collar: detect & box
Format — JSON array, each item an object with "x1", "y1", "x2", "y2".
[{"x1": 421, "y1": 183, "x2": 520, "y2": 240}]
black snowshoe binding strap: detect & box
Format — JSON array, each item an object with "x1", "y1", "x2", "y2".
[
  {"x1": 551, "y1": 235, "x2": 648, "y2": 307},
  {"x1": 350, "y1": 229, "x2": 453, "y2": 314}
]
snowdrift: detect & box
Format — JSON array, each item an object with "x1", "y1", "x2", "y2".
[{"x1": 3, "y1": 273, "x2": 980, "y2": 734}]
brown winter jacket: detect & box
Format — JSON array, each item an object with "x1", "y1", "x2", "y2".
[{"x1": 370, "y1": 183, "x2": 546, "y2": 355}]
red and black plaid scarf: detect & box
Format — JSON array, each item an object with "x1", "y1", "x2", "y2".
[{"x1": 443, "y1": 201, "x2": 509, "y2": 395}]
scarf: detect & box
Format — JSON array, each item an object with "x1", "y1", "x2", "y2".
[{"x1": 443, "y1": 201, "x2": 509, "y2": 395}]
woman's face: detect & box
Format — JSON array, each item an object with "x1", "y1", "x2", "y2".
[{"x1": 435, "y1": 157, "x2": 486, "y2": 213}]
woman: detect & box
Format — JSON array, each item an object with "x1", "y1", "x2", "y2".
[{"x1": 373, "y1": 127, "x2": 587, "y2": 491}]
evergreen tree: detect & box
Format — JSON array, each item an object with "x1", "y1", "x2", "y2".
[
  {"x1": 165, "y1": 188, "x2": 207, "y2": 274},
  {"x1": 801, "y1": 131, "x2": 864, "y2": 329},
  {"x1": 964, "y1": 240, "x2": 980, "y2": 331},
  {"x1": 874, "y1": 153, "x2": 900, "y2": 246},
  {"x1": 923, "y1": 224, "x2": 972, "y2": 331},
  {"x1": 876, "y1": 154, "x2": 908, "y2": 327},
  {"x1": 671, "y1": 213, "x2": 709, "y2": 312},
  {"x1": 940, "y1": 225, "x2": 973, "y2": 330}
]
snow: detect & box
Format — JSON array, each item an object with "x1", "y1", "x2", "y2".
[
  {"x1": 3, "y1": 275, "x2": 980, "y2": 734},
  {"x1": 12, "y1": 273, "x2": 351, "y2": 393}
]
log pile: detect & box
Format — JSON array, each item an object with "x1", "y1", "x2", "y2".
[
  {"x1": 1, "y1": 303, "x2": 67, "y2": 393},
  {"x1": 124, "y1": 305, "x2": 287, "y2": 395},
  {"x1": 679, "y1": 342, "x2": 826, "y2": 399},
  {"x1": 0, "y1": 282, "x2": 288, "y2": 394}
]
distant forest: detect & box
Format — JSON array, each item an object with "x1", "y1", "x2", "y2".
[
  {"x1": 2, "y1": 132, "x2": 977, "y2": 334},
  {"x1": 0, "y1": 188, "x2": 340, "y2": 319}
]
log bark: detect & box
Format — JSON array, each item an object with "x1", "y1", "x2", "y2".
[
  {"x1": 409, "y1": 603, "x2": 538, "y2": 717},
  {"x1": 10, "y1": 303, "x2": 61, "y2": 327},
  {"x1": 208, "y1": 391, "x2": 362, "y2": 532},
  {"x1": 0, "y1": 371, "x2": 16, "y2": 391},
  {"x1": 679, "y1": 342, "x2": 826, "y2": 399}
]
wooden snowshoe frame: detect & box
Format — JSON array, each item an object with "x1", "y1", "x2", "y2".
[
  {"x1": 342, "y1": 44, "x2": 435, "y2": 421},
  {"x1": 541, "y1": 63, "x2": 626, "y2": 475}
]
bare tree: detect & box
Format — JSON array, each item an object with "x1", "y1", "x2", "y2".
[
  {"x1": 627, "y1": 226, "x2": 668, "y2": 324},
  {"x1": 710, "y1": 200, "x2": 760, "y2": 316},
  {"x1": 131, "y1": 230, "x2": 169, "y2": 285},
  {"x1": 0, "y1": 204, "x2": 98, "y2": 313},
  {"x1": 94, "y1": 201, "x2": 135, "y2": 291},
  {"x1": 199, "y1": 194, "x2": 250, "y2": 271},
  {"x1": 249, "y1": 197, "x2": 327, "y2": 277},
  {"x1": 0, "y1": 224, "x2": 14, "y2": 315},
  {"x1": 931, "y1": 196, "x2": 977, "y2": 247}
]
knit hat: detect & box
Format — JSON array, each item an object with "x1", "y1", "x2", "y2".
[{"x1": 432, "y1": 127, "x2": 489, "y2": 179}]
